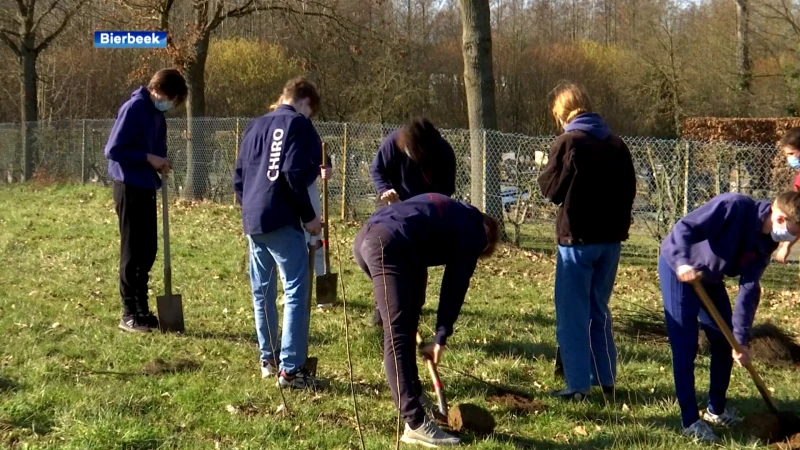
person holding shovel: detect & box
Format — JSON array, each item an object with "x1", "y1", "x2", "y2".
[
  {"x1": 368, "y1": 118, "x2": 457, "y2": 326},
  {"x1": 233, "y1": 77, "x2": 327, "y2": 390},
  {"x1": 353, "y1": 193, "x2": 501, "y2": 447},
  {"x1": 659, "y1": 191, "x2": 800, "y2": 442},
  {"x1": 104, "y1": 68, "x2": 187, "y2": 333}
]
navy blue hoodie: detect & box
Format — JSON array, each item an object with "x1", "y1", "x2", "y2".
[
  {"x1": 369, "y1": 130, "x2": 456, "y2": 201},
  {"x1": 233, "y1": 105, "x2": 321, "y2": 235},
  {"x1": 661, "y1": 193, "x2": 778, "y2": 345},
  {"x1": 368, "y1": 193, "x2": 487, "y2": 345},
  {"x1": 104, "y1": 87, "x2": 167, "y2": 190}
]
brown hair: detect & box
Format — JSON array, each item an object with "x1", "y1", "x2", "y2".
[
  {"x1": 282, "y1": 77, "x2": 320, "y2": 115},
  {"x1": 774, "y1": 191, "x2": 800, "y2": 223},
  {"x1": 480, "y1": 213, "x2": 501, "y2": 258},
  {"x1": 268, "y1": 95, "x2": 283, "y2": 112},
  {"x1": 780, "y1": 127, "x2": 800, "y2": 151},
  {"x1": 394, "y1": 118, "x2": 443, "y2": 164},
  {"x1": 551, "y1": 82, "x2": 592, "y2": 126},
  {"x1": 148, "y1": 68, "x2": 188, "y2": 106}
]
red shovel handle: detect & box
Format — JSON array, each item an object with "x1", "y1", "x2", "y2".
[{"x1": 416, "y1": 332, "x2": 448, "y2": 418}]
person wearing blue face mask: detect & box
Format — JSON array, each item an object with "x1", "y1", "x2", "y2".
[
  {"x1": 776, "y1": 128, "x2": 800, "y2": 263},
  {"x1": 658, "y1": 191, "x2": 800, "y2": 443},
  {"x1": 104, "y1": 68, "x2": 188, "y2": 333}
]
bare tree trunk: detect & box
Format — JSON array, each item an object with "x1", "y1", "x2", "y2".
[
  {"x1": 458, "y1": 0, "x2": 503, "y2": 231},
  {"x1": 734, "y1": 0, "x2": 751, "y2": 112},
  {"x1": 20, "y1": 42, "x2": 38, "y2": 181},
  {"x1": 183, "y1": 33, "x2": 211, "y2": 199}
]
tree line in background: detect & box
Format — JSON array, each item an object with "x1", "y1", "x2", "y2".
[{"x1": 2, "y1": 0, "x2": 800, "y2": 204}]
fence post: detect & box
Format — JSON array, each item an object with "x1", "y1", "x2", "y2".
[
  {"x1": 683, "y1": 141, "x2": 691, "y2": 215},
  {"x1": 340, "y1": 123, "x2": 349, "y2": 220},
  {"x1": 234, "y1": 118, "x2": 240, "y2": 204},
  {"x1": 482, "y1": 129, "x2": 488, "y2": 212},
  {"x1": 81, "y1": 119, "x2": 87, "y2": 184}
]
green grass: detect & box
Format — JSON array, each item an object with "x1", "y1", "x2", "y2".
[{"x1": 1, "y1": 184, "x2": 800, "y2": 449}]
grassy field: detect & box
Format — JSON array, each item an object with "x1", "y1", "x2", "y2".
[{"x1": 2, "y1": 184, "x2": 800, "y2": 450}]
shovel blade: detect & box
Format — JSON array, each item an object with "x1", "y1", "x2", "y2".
[
  {"x1": 303, "y1": 357, "x2": 318, "y2": 377},
  {"x1": 157, "y1": 294, "x2": 185, "y2": 333},
  {"x1": 315, "y1": 273, "x2": 338, "y2": 306}
]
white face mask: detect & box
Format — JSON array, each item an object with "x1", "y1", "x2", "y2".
[{"x1": 771, "y1": 219, "x2": 797, "y2": 242}]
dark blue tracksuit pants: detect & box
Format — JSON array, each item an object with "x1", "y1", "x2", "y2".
[{"x1": 658, "y1": 256, "x2": 734, "y2": 428}]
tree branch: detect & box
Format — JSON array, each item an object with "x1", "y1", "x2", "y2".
[
  {"x1": 35, "y1": 0, "x2": 89, "y2": 53},
  {"x1": 31, "y1": 0, "x2": 60, "y2": 34},
  {"x1": 0, "y1": 30, "x2": 21, "y2": 55}
]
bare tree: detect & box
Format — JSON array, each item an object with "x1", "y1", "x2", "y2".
[
  {"x1": 0, "y1": 0, "x2": 90, "y2": 180},
  {"x1": 458, "y1": 0, "x2": 503, "y2": 230},
  {"x1": 735, "y1": 0, "x2": 752, "y2": 111}
]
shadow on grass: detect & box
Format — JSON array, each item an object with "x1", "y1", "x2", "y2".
[
  {"x1": 186, "y1": 329, "x2": 258, "y2": 344},
  {"x1": 0, "y1": 376, "x2": 19, "y2": 394},
  {"x1": 477, "y1": 339, "x2": 557, "y2": 361}
]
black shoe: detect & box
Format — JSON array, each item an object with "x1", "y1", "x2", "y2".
[
  {"x1": 550, "y1": 389, "x2": 589, "y2": 401},
  {"x1": 370, "y1": 309, "x2": 383, "y2": 327},
  {"x1": 140, "y1": 312, "x2": 159, "y2": 330},
  {"x1": 119, "y1": 315, "x2": 152, "y2": 333}
]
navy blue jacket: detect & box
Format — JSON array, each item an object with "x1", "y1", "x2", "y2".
[
  {"x1": 233, "y1": 105, "x2": 321, "y2": 235},
  {"x1": 104, "y1": 87, "x2": 166, "y2": 190},
  {"x1": 661, "y1": 193, "x2": 777, "y2": 345},
  {"x1": 369, "y1": 130, "x2": 456, "y2": 201},
  {"x1": 368, "y1": 193, "x2": 487, "y2": 345}
]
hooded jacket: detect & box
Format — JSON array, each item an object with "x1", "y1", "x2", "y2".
[
  {"x1": 537, "y1": 113, "x2": 637, "y2": 245},
  {"x1": 233, "y1": 105, "x2": 320, "y2": 235},
  {"x1": 104, "y1": 87, "x2": 167, "y2": 190}
]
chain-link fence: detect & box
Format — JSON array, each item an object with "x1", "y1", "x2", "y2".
[{"x1": 1, "y1": 118, "x2": 797, "y2": 290}]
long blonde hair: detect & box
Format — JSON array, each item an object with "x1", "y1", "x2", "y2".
[{"x1": 552, "y1": 83, "x2": 592, "y2": 126}]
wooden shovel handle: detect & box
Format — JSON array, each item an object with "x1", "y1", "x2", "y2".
[
  {"x1": 160, "y1": 172, "x2": 172, "y2": 295},
  {"x1": 689, "y1": 278, "x2": 779, "y2": 413},
  {"x1": 416, "y1": 332, "x2": 448, "y2": 418}
]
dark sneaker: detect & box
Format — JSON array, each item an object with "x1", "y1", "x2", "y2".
[
  {"x1": 371, "y1": 309, "x2": 383, "y2": 327},
  {"x1": 401, "y1": 417, "x2": 460, "y2": 447},
  {"x1": 276, "y1": 369, "x2": 329, "y2": 390},
  {"x1": 261, "y1": 360, "x2": 278, "y2": 378},
  {"x1": 140, "y1": 312, "x2": 159, "y2": 330},
  {"x1": 550, "y1": 388, "x2": 590, "y2": 401},
  {"x1": 119, "y1": 315, "x2": 151, "y2": 333}
]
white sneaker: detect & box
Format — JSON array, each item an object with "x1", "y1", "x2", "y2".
[
  {"x1": 703, "y1": 408, "x2": 742, "y2": 427},
  {"x1": 260, "y1": 360, "x2": 278, "y2": 378},
  {"x1": 682, "y1": 420, "x2": 721, "y2": 443},
  {"x1": 276, "y1": 369, "x2": 329, "y2": 390},
  {"x1": 401, "y1": 417, "x2": 460, "y2": 447}
]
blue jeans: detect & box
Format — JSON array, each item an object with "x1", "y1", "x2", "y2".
[
  {"x1": 554, "y1": 243, "x2": 621, "y2": 393},
  {"x1": 248, "y1": 225, "x2": 310, "y2": 375},
  {"x1": 658, "y1": 256, "x2": 733, "y2": 428}
]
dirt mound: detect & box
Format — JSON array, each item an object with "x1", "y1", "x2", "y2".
[
  {"x1": 739, "y1": 412, "x2": 800, "y2": 446},
  {"x1": 448, "y1": 403, "x2": 496, "y2": 435},
  {"x1": 772, "y1": 433, "x2": 800, "y2": 450},
  {"x1": 487, "y1": 393, "x2": 547, "y2": 415},
  {"x1": 698, "y1": 323, "x2": 800, "y2": 366},
  {"x1": 142, "y1": 358, "x2": 200, "y2": 375}
]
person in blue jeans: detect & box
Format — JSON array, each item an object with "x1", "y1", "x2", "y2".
[
  {"x1": 233, "y1": 77, "x2": 326, "y2": 390},
  {"x1": 537, "y1": 83, "x2": 636, "y2": 401},
  {"x1": 659, "y1": 191, "x2": 800, "y2": 443}
]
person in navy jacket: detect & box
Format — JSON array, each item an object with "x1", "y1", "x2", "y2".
[
  {"x1": 658, "y1": 191, "x2": 800, "y2": 443},
  {"x1": 368, "y1": 118, "x2": 457, "y2": 326},
  {"x1": 104, "y1": 68, "x2": 187, "y2": 333},
  {"x1": 353, "y1": 193, "x2": 500, "y2": 447},
  {"x1": 233, "y1": 77, "x2": 326, "y2": 390}
]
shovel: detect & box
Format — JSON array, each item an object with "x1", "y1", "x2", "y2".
[
  {"x1": 316, "y1": 143, "x2": 338, "y2": 307},
  {"x1": 416, "y1": 332, "x2": 448, "y2": 420},
  {"x1": 304, "y1": 242, "x2": 318, "y2": 376},
  {"x1": 156, "y1": 172, "x2": 185, "y2": 333},
  {"x1": 690, "y1": 278, "x2": 800, "y2": 437}
]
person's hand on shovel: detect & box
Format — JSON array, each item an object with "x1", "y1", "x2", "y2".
[
  {"x1": 147, "y1": 154, "x2": 172, "y2": 174},
  {"x1": 676, "y1": 265, "x2": 699, "y2": 283},
  {"x1": 420, "y1": 342, "x2": 445, "y2": 365},
  {"x1": 381, "y1": 189, "x2": 399, "y2": 205},
  {"x1": 733, "y1": 346, "x2": 751, "y2": 367},
  {"x1": 304, "y1": 216, "x2": 322, "y2": 236}
]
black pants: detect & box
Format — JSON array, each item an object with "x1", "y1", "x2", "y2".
[
  {"x1": 113, "y1": 181, "x2": 157, "y2": 316},
  {"x1": 354, "y1": 223, "x2": 427, "y2": 428}
]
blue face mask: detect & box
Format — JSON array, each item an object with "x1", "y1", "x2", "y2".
[
  {"x1": 771, "y1": 220, "x2": 797, "y2": 242},
  {"x1": 154, "y1": 100, "x2": 174, "y2": 112},
  {"x1": 788, "y1": 155, "x2": 800, "y2": 170}
]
